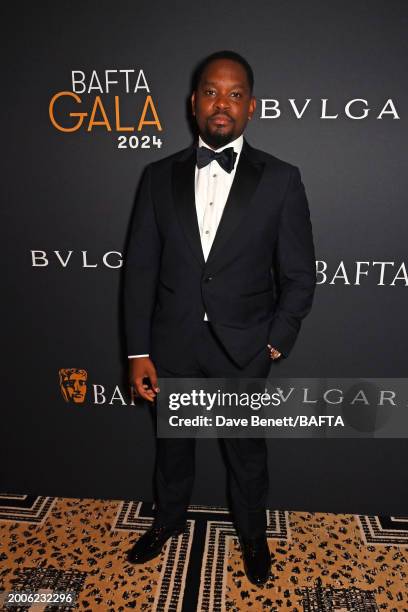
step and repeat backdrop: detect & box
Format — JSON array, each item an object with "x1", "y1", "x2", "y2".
[{"x1": 3, "y1": 0, "x2": 407, "y2": 514}]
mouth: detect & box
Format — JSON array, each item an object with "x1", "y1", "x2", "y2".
[{"x1": 209, "y1": 115, "x2": 232, "y2": 126}]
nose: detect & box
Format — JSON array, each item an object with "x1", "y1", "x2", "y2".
[{"x1": 214, "y1": 94, "x2": 230, "y2": 111}]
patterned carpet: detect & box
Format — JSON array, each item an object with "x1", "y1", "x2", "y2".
[{"x1": 0, "y1": 494, "x2": 407, "y2": 611}]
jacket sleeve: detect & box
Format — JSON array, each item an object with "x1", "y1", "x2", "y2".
[
  {"x1": 268, "y1": 165, "x2": 317, "y2": 357},
  {"x1": 123, "y1": 164, "x2": 162, "y2": 356}
]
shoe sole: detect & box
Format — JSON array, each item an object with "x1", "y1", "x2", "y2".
[{"x1": 127, "y1": 524, "x2": 187, "y2": 565}]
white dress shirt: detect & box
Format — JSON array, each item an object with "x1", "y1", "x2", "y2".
[{"x1": 128, "y1": 134, "x2": 244, "y2": 359}]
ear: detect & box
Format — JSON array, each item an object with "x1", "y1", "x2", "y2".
[
  {"x1": 248, "y1": 96, "x2": 256, "y2": 119},
  {"x1": 191, "y1": 91, "x2": 196, "y2": 116}
]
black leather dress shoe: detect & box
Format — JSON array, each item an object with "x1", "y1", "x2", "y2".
[
  {"x1": 239, "y1": 534, "x2": 271, "y2": 586},
  {"x1": 127, "y1": 521, "x2": 186, "y2": 564}
]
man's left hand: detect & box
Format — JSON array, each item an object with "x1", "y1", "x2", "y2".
[{"x1": 267, "y1": 344, "x2": 282, "y2": 360}]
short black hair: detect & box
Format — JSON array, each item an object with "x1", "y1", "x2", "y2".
[{"x1": 193, "y1": 50, "x2": 254, "y2": 94}]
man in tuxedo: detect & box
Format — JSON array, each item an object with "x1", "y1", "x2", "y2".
[{"x1": 123, "y1": 50, "x2": 316, "y2": 586}]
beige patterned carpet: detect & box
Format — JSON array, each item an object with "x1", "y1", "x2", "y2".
[{"x1": 0, "y1": 494, "x2": 407, "y2": 611}]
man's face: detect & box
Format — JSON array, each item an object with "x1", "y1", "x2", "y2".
[{"x1": 191, "y1": 59, "x2": 256, "y2": 149}]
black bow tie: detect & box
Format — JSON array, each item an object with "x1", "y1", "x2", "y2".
[{"x1": 196, "y1": 145, "x2": 237, "y2": 173}]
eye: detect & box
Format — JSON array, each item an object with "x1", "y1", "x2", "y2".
[
  {"x1": 204, "y1": 89, "x2": 216, "y2": 96},
  {"x1": 231, "y1": 92, "x2": 242, "y2": 98}
]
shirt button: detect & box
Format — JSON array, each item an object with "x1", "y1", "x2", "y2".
[
  {"x1": 209, "y1": 202, "x2": 213, "y2": 206},
  {"x1": 212, "y1": 174, "x2": 217, "y2": 177},
  {"x1": 205, "y1": 230, "x2": 210, "y2": 234}
]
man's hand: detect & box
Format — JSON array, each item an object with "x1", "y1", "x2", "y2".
[
  {"x1": 267, "y1": 344, "x2": 282, "y2": 360},
  {"x1": 129, "y1": 357, "x2": 160, "y2": 403}
]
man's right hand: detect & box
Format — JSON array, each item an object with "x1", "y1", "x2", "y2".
[{"x1": 129, "y1": 357, "x2": 160, "y2": 403}]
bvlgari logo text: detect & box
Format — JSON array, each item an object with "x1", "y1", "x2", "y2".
[
  {"x1": 259, "y1": 98, "x2": 399, "y2": 120},
  {"x1": 31, "y1": 250, "x2": 122, "y2": 269}
]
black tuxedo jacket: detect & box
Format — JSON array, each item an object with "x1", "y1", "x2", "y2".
[{"x1": 123, "y1": 137, "x2": 316, "y2": 369}]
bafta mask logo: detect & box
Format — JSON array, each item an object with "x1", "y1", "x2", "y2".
[{"x1": 59, "y1": 368, "x2": 88, "y2": 404}]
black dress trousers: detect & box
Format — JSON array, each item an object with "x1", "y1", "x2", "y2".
[{"x1": 152, "y1": 320, "x2": 272, "y2": 539}]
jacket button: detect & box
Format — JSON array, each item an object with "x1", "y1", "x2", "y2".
[{"x1": 205, "y1": 276, "x2": 213, "y2": 282}]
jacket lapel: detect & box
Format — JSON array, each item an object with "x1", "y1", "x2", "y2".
[
  {"x1": 172, "y1": 144, "x2": 205, "y2": 266},
  {"x1": 205, "y1": 139, "x2": 265, "y2": 267},
  {"x1": 172, "y1": 138, "x2": 265, "y2": 268}
]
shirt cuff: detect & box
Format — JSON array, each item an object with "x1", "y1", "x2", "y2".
[{"x1": 128, "y1": 354, "x2": 149, "y2": 358}]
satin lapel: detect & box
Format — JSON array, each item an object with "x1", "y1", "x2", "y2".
[
  {"x1": 172, "y1": 145, "x2": 205, "y2": 266},
  {"x1": 205, "y1": 139, "x2": 265, "y2": 267}
]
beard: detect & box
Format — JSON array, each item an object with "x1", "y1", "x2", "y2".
[{"x1": 200, "y1": 122, "x2": 236, "y2": 149}]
